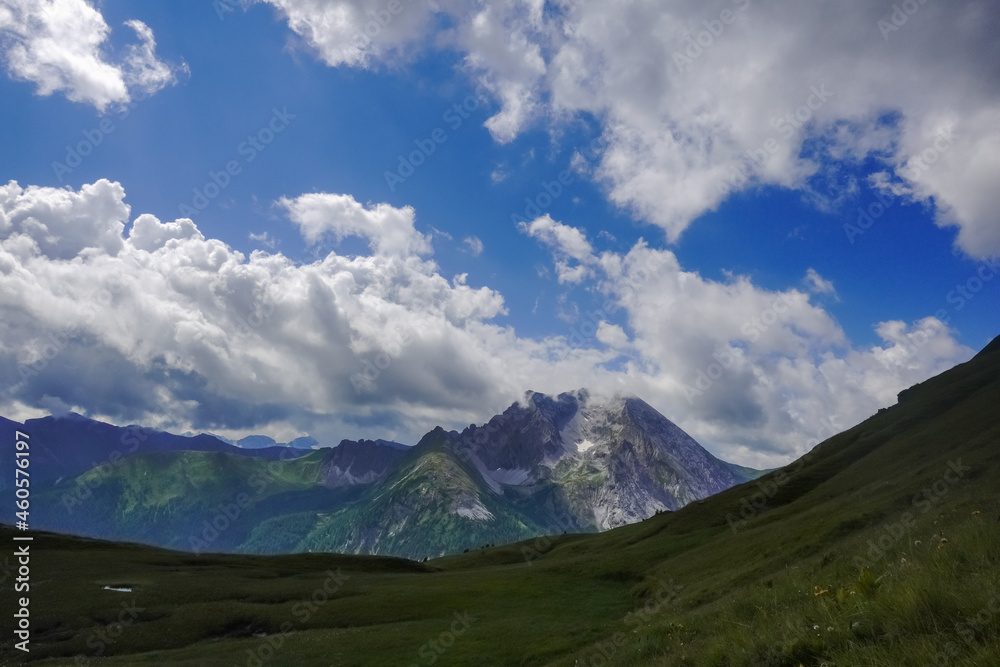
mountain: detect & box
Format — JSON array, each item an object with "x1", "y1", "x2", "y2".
[
  {"x1": 265, "y1": 428, "x2": 549, "y2": 557},
  {"x1": 236, "y1": 434, "x2": 280, "y2": 449},
  {"x1": 253, "y1": 390, "x2": 758, "y2": 559},
  {"x1": 0, "y1": 412, "x2": 310, "y2": 491},
  {"x1": 236, "y1": 434, "x2": 332, "y2": 450},
  {"x1": 7, "y1": 336, "x2": 998, "y2": 666},
  {"x1": 452, "y1": 389, "x2": 753, "y2": 530},
  {"x1": 4, "y1": 391, "x2": 757, "y2": 560}
]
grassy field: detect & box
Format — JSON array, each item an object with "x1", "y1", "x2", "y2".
[{"x1": 2, "y1": 340, "x2": 998, "y2": 666}]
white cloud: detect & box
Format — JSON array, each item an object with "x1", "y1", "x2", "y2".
[
  {"x1": 519, "y1": 214, "x2": 594, "y2": 284},
  {"x1": 595, "y1": 321, "x2": 629, "y2": 349},
  {"x1": 0, "y1": 0, "x2": 185, "y2": 111},
  {"x1": 463, "y1": 235, "x2": 484, "y2": 257},
  {"x1": 258, "y1": 0, "x2": 1000, "y2": 257},
  {"x1": 0, "y1": 179, "x2": 533, "y2": 444},
  {"x1": 248, "y1": 231, "x2": 277, "y2": 249},
  {"x1": 0, "y1": 181, "x2": 975, "y2": 468},
  {"x1": 129, "y1": 214, "x2": 202, "y2": 252},
  {"x1": 260, "y1": 0, "x2": 462, "y2": 68},
  {"x1": 120, "y1": 19, "x2": 188, "y2": 97},
  {"x1": 280, "y1": 192, "x2": 432, "y2": 257},
  {"x1": 804, "y1": 268, "x2": 837, "y2": 297},
  {"x1": 0, "y1": 179, "x2": 127, "y2": 258}
]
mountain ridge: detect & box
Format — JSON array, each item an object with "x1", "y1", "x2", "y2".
[{"x1": 2, "y1": 388, "x2": 758, "y2": 559}]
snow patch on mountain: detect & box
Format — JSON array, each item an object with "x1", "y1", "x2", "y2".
[{"x1": 453, "y1": 501, "x2": 495, "y2": 521}]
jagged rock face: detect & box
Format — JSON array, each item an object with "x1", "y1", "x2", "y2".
[
  {"x1": 452, "y1": 389, "x2": 746, "y2": 530},
  {"x1": 318, "y1": 439, "x2": 408, "y2": 487},
  {"x1": 457, "y1": 391, "x2": 578, "y2": 476}
]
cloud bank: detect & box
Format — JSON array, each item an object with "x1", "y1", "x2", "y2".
[{"x1": 0, "y1": 180, "x2": 972, "y2": 467}]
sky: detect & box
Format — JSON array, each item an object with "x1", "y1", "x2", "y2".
[{"x1": 0, "y1": 0, "x2": 998, "y2": 468}]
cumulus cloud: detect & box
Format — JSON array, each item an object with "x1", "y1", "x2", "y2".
[
  {"x1": 258, "y1": 0, "x2": 1000, "y2": 257},
  {"x1": 0, "y1": 179, "x2": 577, "y2": 445},
  {"x1": 280, "y1": 192, "x2": 432, "y2": 257},
  {"x1": 0, "y1": 0, "x2": 186, "y2": 111},
  {"x1": 0, "y1": 179, "x2": 127, "y2": 258},
  {"x1": 525, "y1": 216, "x2": 973, "y2": 467},
  {"x1": 259, "y1": 0, "x2": 460, "y2": 68},
  {"x1": 595, "y1": 321, "x2": 629, "y2": 349},
  {"x1": 0, "y1": 180, "x2": 974, "y2": 468}
]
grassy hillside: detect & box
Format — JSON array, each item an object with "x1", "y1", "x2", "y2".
[
  {"x1": 33, "y1": 449, "x2": 361, "y2": 553},
  {"x1": 245, "y1": 431, "x2": 552, "y2": 558},
  {"x1": 2, "y1": 338, "x2": 998, "y2": 665}
]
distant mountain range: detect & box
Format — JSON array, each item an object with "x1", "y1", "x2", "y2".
[{"x1": 1, "y1": 390, "x2": 761, "y2": 559}]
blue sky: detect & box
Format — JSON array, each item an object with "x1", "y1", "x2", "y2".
[{"x1": 1, "y1": 0, "x2": 998, "y2": 467}]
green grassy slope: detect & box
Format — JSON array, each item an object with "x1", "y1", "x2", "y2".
[
  {"x1": 276, "y1": 431, "x2": 551, "y2": 558},
  {"x1": 32, "y1": 449, "x2": 355, "y2": 552},
  {"x1": 2, "y1": 338, "x2": 998, "y2": 666}
]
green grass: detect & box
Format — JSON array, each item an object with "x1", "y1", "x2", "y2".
[{"x1": 2, "y1": 341, "x2": 999, "y2": 665}]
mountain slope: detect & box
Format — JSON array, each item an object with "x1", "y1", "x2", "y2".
[
  {"x1": 0, "y1": 412, "x2": 308, "y2": 491},
  {"x1": 269, "y1": 428, "x2": 548, "y2": 558},
  {"x1": 28, "y1": 438, "x2": 407, "y2": 552}
]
